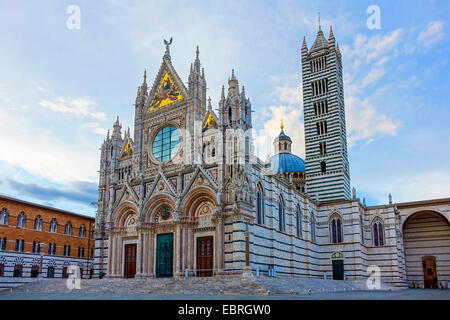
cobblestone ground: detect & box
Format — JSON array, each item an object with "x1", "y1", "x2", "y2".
[
  {"x1": 4, "y1": 276, "x2": 445, "y2": 300},
  {"x1": 1, "y1": 289, "x2": 450, "y2": 300}
]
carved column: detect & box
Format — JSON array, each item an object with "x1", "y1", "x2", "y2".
[
  {"x1": 135, "y1": 229, "x2": 143, "y2": 277},
  {"x1": 148, "y1": 228, "x2": 155, "y2": 277},
  {"x1": 174, "y1": 223, "x2": 182, "y2": 277}
]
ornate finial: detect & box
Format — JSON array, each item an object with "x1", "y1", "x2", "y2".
[
  {"x1": 196, "y1": 45, "x2": 199, "y2": 59},
  {"x1": 163, "y1": 37, "x2": 173, "y2": 60},
  {"x1": 388, "y1": 193, "x2": 392, "y2": 204},
  {"x1": 143, "y1": 69, "x2": 147, "y2": 83},
  {"x1": 207, "y1": 96, "x2": 212, "y2": 110},
  {"x1": 221, "y1": 85, "x2": 225, "y2": 99},
  {"x1": 318, "y1": 12, "x2": 321, "y2": 29},
  {"x1": 280, "y1": 119, "x2": 284, "y2": 130}
]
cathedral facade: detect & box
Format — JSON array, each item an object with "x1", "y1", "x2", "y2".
[{"x1": 93, "y1": 27, "x2": 450, "y2": 288}]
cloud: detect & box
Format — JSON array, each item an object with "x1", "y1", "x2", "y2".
[
  {"x1": 361, "y1": 68, "x2": 386, "y2": 87},
  {"x1": 417, "y1": 21, "x2": 445, "y2": 47},
  {"x1": 6, "y1": 179, "x2": 98, "y2": 206},
  {"x1": 39, "y1": 97, "x2": 106, "y2": 120},
  {"x1": 341, "y1": 28, "x2": 403, "y2": 70},
  {"x1": 0, "y1": 106, "x2": 100, "y2": 183},
  {"x1": 255, "y1": 105, "x2": 304, "y2": 161},
  {"x1": 83, "y1": 122, "x2": 109, "y2": 136},
  {"x1": 346, "y1": 95, "x2": 400, "y2": 147},
  {"x1": 365, "y1": 171, "x2": 450, "y2": 205}
]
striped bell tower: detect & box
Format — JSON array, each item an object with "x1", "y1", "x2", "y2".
[{"x1": 301, "y1": 25, "x2": 351, "y2": 201}]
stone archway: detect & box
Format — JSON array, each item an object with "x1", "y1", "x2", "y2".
[{"x1": 403, "y1": 210, "x2": 450, "y2": 288}]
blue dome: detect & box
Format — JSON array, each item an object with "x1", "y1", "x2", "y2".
[
  {"x1": 269, "y1": 152, "x2": 305, "y2": 173},
  {"x1": 277, "y1": 130, "x2": 291, "y2": 142}
]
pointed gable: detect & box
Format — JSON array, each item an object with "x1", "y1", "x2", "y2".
[
  {"x1": 121, "y1": 130, "x2": 134, "y2": 159},
  {"x1": 146, "y1": 54, "x2": 188, "y2": 114},
  {"x1": 202, "y1": 110, "x2": 218, "y2": 132}
]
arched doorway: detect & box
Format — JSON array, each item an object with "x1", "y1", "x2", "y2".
[{"x1": 403, "y1": 210, "x2": 450, "y2": 288}]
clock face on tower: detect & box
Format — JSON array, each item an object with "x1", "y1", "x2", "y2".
[{"x1": 149, "y1": 73, "x2": 183, "y2": 111}]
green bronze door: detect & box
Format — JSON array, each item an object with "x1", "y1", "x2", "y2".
[
  {"x1": 332, "y1": 260, "x2": 344, "y2": 280},
  {"x1": 156, "y1": 233, "x2": 174, "y2": 277}
]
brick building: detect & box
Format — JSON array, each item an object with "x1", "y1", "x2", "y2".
[{"x1": 0, "y1": 195, "x2": 95, "y2": 278}]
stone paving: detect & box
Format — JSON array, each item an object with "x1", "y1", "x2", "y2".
[
  {"x1": 0, "y1": 275, "x2": 401, "y2": 298},
  {"x1": 1, "y1": 289, "x2": 450, "y2": 300}
]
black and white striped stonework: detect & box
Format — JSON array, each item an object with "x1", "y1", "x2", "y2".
[{"x1": 301, "y1": 28, "x2": 351, "y2": 202}]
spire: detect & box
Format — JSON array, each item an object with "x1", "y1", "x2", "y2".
[
  {"x1": 112, "y1": 116, "x2": 122, "y2": 139},
  {"x1": 309, "y1": 21, "x2": 329, "y2": 54},
  {"x1": 221, "y1": 85, "x2": 225, "y2": 99},
  {"x1": 328, "y1": 25, "x2": 335, "y2": 46},
  {"x1": 140, "y1": 69, "x2": 148, "y2": 96},
  {"x1": 231, "y1": 68, "x2": 236, "y2": 80},
  {"x1": 318, "y1": 12, "x2": 321, "y2": 30},
  {"x1": 228, "y1": 69, "x2": 239, "y2": 96},
  {"x1": 194, "y1": 45, "x2": 201, "y2": 73},
  {"x1": 207, "y1": 96, "x2": 212, "y2": 110},
  {"x1": 241, "y1": 85, "x2": 246, "y2": 99}
]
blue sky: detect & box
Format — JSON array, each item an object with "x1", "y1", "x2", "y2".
[{"x1": 0, "y1": 0, "x2": 449, "y2": 216}]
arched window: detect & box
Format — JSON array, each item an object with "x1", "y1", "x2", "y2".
[
  {"x1": 0, "y1": 237, "x2": 6, "y2": 250},
  {"x1": 17, "y1": 212, "x2": 26, "y2": 228},
  {"x1": 296, "y1": 205, "x2": 302, "y2": 238},
  {"x1": 0, "y1": 208, "x2": 9, "y2": 225},
  {"x1": 278, "y1": 197, "x2": 285, "y2": 232},
  {"x1": 311, "y1": 214, "x2": 316, "y2": 243},
  {"x1": 64, "y1": 245, "x2": 71, "y2": 257},
  {"x1": 373, "y1": 218, "x2": 385, "y2": 246},
  {"x1": 49, "y1": 218, "x2": 57, "y2": 233},
  {"x1": 15, "y1": 239, "x2": 24, "y2": 252},
  {"x1": 330, "y1": 214, "x2": 343, "y2": 244},
  {"x1": 78, "y1": 247, "x2": 85, "y2": 258},
  {"x1": 48, "y1": 243, "x2": 56, "y2": 255},
  {"x1": 256, "y1": 184, "x2": 264, "y2": 225},
  {"x1": 34, "y1": 215, "x2": 42, "y2": 231},
  {"x1": 79, "y1": 224, "x2": 86, "y2": 237},
  {"x1": 65, "y1": 221, "x2": 72, "y2": 235},
  {"x1": 47, "y1": 266, "x2": 55, "y2": 278},
  {"x1": 32, "y1": 241, "x2": 40, "y2": 254}
]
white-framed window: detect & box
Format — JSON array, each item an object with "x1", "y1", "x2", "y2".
[
  {"x1": 17, "y1": 212, "x2": 26, "y2": 228},
  {"x1": 34, "y1": 215, "x2": 42, "y2": 231},
  {"x1": 65, "y1": 221, "x2": 72, "y2": 235},
  {"x1": 79, "y1": 224, "x2": 86, "y2": 237},
  {"x1": 0, "y1": 208, "x2": 9, "y2": 226},
  {"x1": 49, "y1": 218, "x2": 57, "y2": 233}
]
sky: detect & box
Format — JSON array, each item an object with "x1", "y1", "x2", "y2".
[{"x1": 0, "y1": 0, "x2": 449, "y2": 217}]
